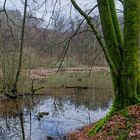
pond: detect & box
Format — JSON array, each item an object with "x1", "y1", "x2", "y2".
[{"x1": 0, "y1": 88, "x2": 114, "y2": 140}]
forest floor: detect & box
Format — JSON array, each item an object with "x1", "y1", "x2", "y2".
[{"x1": 67, "y1": 104, "x2": 140, "y2": 140}]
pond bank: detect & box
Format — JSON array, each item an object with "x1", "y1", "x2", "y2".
[
  {"x1": 0, "y1": 88, "x2": 113, "y2": 140},
  {"x1": 67, "y1": 104, "x2": 140, "y2": 140}
]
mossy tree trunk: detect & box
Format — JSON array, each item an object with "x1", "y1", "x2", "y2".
[
  {"x1": 113, "y1": 0, "x2": 140, "y2": 109},
  {"x1": 71, "y1": 0, "x2": 140, "y2": 110},
  {"x1": 98, "y1": 0, "x2": 140, "y2": 109}
]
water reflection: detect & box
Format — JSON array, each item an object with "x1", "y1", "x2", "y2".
[{"x1": 0, "y1": 88, "x2": 114, "y2": 140}]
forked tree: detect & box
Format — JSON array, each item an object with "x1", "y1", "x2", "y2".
[
  {"x1": 71, "y1": 0, "x2": 140, "y2": 110},
  {"x1": 71, "y1": 0, "x2": 140, "y2": 134}
]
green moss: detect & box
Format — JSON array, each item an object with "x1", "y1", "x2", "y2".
[
  {"x1": 88, "y1": 106, "x2": 116, "y2": 136},
  {"x1": 88, "y1": 118, "x2": 106, "y2": 136},
  {"x1": 116, "y1": 122, "x2": 132, "y2": 140},
  {"x1": 108, "y1": 0, "x2": 123, "y2": 47},
  {"x1": 108, "y1": 129, "x2": 115, "y2": 136},
  {"x1": 97, "y1": 0, "x2": 122, "y2": 72},
  {"x1": 119, "y1": 108, "x2": 129, "y2": 117},
  {"x1": 125, "y1": 122, "x2": 132, "y2": 129},
  {"x1": 116, "y1": 132, "x2": 128, "y2": 140}
]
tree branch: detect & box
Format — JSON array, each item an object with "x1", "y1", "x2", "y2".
[
  {"x1": 109, "y1": 0, "x2": 123, "y2": 46},
  {"x1": 70, "y1": 0, "x2": 118, "y2": 75},
  {"x1": 56, "y1": 4, "x2": 98, "y2": 72}
]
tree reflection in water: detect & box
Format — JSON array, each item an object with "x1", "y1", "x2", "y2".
[{"x1": 0, "y1": 88, "x2": 114, "y2": 140}]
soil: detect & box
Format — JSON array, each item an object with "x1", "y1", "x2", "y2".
[{"x1": 67, "y1": 104, "x2": 140, "y2": 140}]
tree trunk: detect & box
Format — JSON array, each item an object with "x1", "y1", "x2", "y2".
[
  {"x1": 112, "y1": 71, "x2": 140, "y2": 110},
  {"x1": 71, "y1": 0, "x2": 140, "y2": 111},
  {"x1": 70, "y1": 0, "x2": 140, "y2": 135},
  {"x1": 112, "y1": 0, "x2": 140, "y2": 110},
  {"x1": 11, "y1": 0, "x2": 28, "y2": 93}
]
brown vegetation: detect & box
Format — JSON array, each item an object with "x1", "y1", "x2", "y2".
[{"x1": 67, "y1": 104, "x2": 140, "y2": 140}]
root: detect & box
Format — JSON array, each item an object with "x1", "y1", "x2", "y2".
[{"x1": 88, "y1": 106, "x2": 116, "y2": 136}]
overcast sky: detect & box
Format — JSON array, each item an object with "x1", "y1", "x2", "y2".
[
  {"x1": 0, "y1": 0, "x2": 122, "y2": 26},
  {"x1": 0, "y1": 0, "x2": 97, "y2": 16}
]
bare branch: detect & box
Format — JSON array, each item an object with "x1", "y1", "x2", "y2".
[
  {"x1": 70, "y1": 0, "x2": 117, "y2": 75},
  {"x1": 89, "y1": 50, "x2": 103, "y2": 75},
  {"x1": 56, "y1": 5, "x2": 98, "y2": 72}
]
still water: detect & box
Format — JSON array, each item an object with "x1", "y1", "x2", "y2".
[{"x1": 0, "y1": 88, "x2": 114, "y2": 140}]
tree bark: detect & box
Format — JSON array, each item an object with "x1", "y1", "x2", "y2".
[
  {"x1": 71, "y1": 0, "x2": 140, "y2": 110},
  {"x1": 113, "y1": 0, "x2": 140, "y2": 109},
  {"x1": 11, "y1": 0, "x2": 28, "y2": 93},
  {"x1": 98, "y1": 0, "x2": 140, "y2": 109}
]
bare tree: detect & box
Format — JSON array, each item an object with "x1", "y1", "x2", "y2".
[{"x1": 11, "y1": 0, "x2": 28, "y2": 93}]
